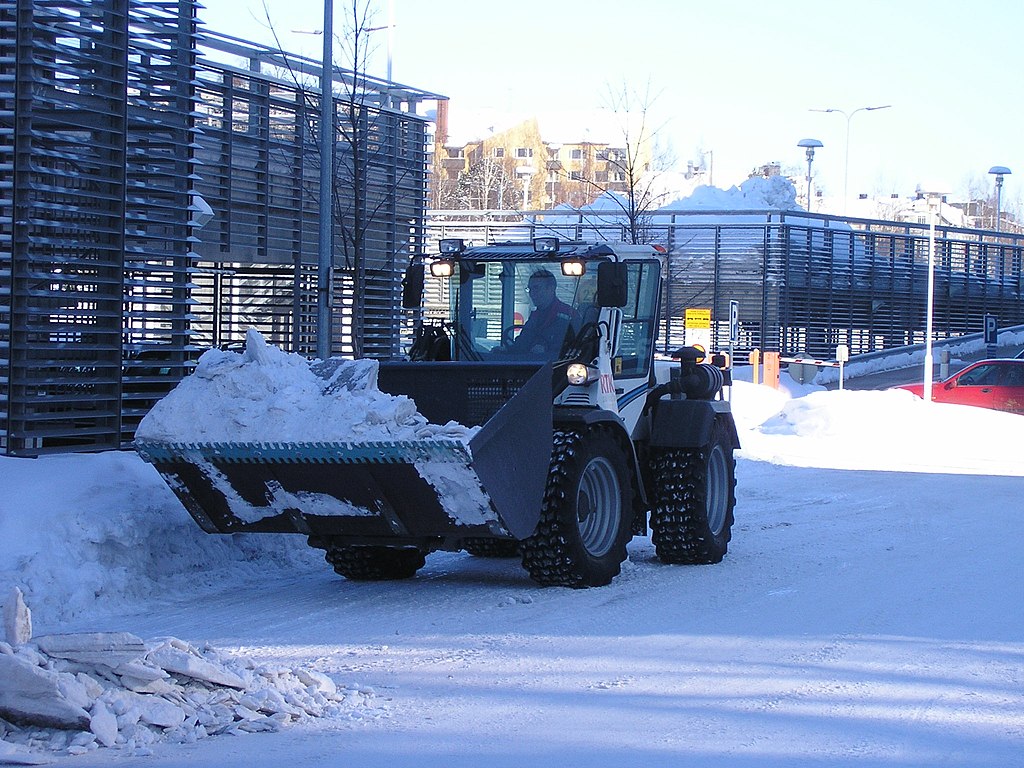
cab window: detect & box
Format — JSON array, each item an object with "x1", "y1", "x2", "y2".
[{"x1": 614, "y1": 261, "x2": 659, "y2": 378}]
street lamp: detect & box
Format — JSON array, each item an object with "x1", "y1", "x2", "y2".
[
  {"x1": 988, "y1": 165, "x2": 1011, "y2": 232},
  {"x1": 810, "y1": 105, "x2": 892, "y2": 214},
  {"x1": 922, "y1": 191, "x2": 944, "y2": 403},
  {"x1": 366, "y1": 0, "x2": 395, "y2": 105},
  {"x1": 316, "y1": 0, "x2": 334, "y2": 360},
  {"x1": 797, "y1": 138, "x2": 822, "y2": 211}
]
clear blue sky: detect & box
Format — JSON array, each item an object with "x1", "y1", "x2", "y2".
[{"x1": 201, "y1": 0, "x2": 1022, "y2": 207}]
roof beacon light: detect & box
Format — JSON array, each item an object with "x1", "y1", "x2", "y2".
[
  {"x1": 561, "y1": 260, "x2": 586, "y2": 277},
  {"x1": 533, "y1": 237, "x2": 559, "y2": 254},
  {"x1": 438, "y1": 238, "x2": 466, "y2": 255}
]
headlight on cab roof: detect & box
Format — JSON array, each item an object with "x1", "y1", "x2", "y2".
[
  {"x1": 560, "y1": 259, "x2": 586, "y2": 277},
  {"x1": 430, "y1": 260, "x2": 454, "y2": 277},
  {"x1": 566, "y1": 363, "x2": 596, "y2": 386}
]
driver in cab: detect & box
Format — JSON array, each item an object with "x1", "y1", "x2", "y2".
[{"x1": 504, "y1": 269, "x2": 578, "y2": 359}]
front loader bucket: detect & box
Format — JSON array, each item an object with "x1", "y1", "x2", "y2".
[{"x1": 135, "y1": 364, "x2": 553, "y2": 545}]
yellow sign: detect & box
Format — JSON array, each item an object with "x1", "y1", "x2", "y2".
[{"x1": 685, "y1": 308, "x2": 711, "y2": 329}]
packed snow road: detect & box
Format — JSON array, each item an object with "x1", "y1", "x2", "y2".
[
  {"x1": 5, "y1": 378, "x2": 1023, "y2": 766},
  {"x1": 54, "y1": 458, "x2": 1024, "y2": 768}
]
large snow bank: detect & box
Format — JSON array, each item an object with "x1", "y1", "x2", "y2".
[{"x1": 0, "y1": 449, "x2": 323, "y2": 629}]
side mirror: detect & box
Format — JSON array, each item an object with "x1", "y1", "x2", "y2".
[
  {"x1": 596, "y1": 262, "x2": 628, "y2": 307},
  {"x1": 402, "y1": 263, "x2": 424, "y2": 309}
]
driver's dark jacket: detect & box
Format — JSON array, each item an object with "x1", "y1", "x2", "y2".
[{"x1": 510, "y1": 298, "x2": 578, "y2": 358}]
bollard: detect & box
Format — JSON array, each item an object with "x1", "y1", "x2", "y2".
[
  {"x1": 763, "y1": 351, "x2": 780, "y2": 389},
  {"x1": 939, "y1": 349, "x2": 950, "y2": 380},
  {"x1": 748, "y1": 349, "x2": 761, "y2": 385}
]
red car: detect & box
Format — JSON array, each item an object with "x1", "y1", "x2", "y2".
[{"x1": 896, "y1": 359, "x2": 1024, "y2": 414}]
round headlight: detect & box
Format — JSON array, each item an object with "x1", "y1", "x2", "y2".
[{"x1": 566, "y1": 363, "x2": 589, "y2": 386}]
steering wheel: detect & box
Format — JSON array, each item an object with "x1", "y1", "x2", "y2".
[{"x1": 500, "y1": 324, "x2": 525, "y2": 347}]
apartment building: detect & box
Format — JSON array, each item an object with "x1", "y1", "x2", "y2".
[{"x1": 431, "y1": 103, "x2": 648, "y2": 211}]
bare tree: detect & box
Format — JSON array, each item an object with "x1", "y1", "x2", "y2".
[
  {"x1": 562, "y1": 81, "x2": 675, "y2": 244},
  {"x1": 260, "y1": 0, "x2": 421, "y2": 357},
  {"x1": 450, "y1": 157, "x2": 520, "y2": 210}
]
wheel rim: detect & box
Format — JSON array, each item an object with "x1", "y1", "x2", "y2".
[
  {"x1": 576, "y1": 456, "x2": 621, "y2": 557},
  {"x1": 705, "y1": 445, "x2": 728, "y2": 536}
]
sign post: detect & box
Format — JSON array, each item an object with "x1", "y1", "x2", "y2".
[
  {"x1": 684, "y1": 308, "x2": 712, "y2": 360},
  {"x1": 983, "y1": 313, "x2": 998, "y2": 358},
  {"x1": 727, "y1": 301, "x2": 739, "y2": 401}
]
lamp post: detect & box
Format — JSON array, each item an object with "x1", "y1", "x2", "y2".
[
  {"x1": 797, "y1": 138, "x2": 822, "y2": 211},
  {"x1": 366, "y1": 0, "x2": 395, "y2": 106},
  {"x1": 922, "y1": 192, "x2": 942, "y2": 403},
  {"x1": 810, "y1": 105, "x2": 892, "y2": 214},
  {"x1": 316, "y1": 0, "x2": 334, "y2": 360},
  {"x1": 988, "y1": 165, "x2": 1011, "y2": 232}
]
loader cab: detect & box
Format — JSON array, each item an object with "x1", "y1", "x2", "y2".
[{"x1": 406, "y1": 239, "x2": 662, "y2": 381}]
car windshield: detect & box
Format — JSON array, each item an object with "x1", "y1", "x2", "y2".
[{"x1": 445, "y1": 259, "x2": 599, "y2": 362}]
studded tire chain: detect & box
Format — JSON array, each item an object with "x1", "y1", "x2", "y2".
[
  {"x1": 519, "y1": 429, "x2": 593, "y2": 588},
  {"x1": 462, "y1": 537, "x2": 521, "y2": 558},
  {"x1": 308, "y1": 538, "x2": 427, "y2": 581},
  {"x1": 648, "y1": 439, "x2": 734, "y2": 565}
]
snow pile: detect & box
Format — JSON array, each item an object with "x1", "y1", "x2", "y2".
[
  {"x1": 734, "y1": 379, "x2": 1024, "y2": 476},
  {"x1": 0, "y1": 620, "x2": 380, "y2": 761},
  {"x1": 135, "y1": 329, "x2": 493, "y2": 529},
  {"x1": 0, "y1": 449, "x2": 323, "y2": 630},
  {"x1": 661, "y1": 174, "x2": 798, "y2": 211},
  {"x1": 136, "y1": 328, "x2": 475, "y2": 444}
]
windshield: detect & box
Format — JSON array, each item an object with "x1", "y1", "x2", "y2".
[{"x1": 447, "y1": 259, "x2": 599, "y2": 362}]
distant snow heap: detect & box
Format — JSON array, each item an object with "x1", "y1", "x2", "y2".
[
  {"x1": 660, "y1": 175, "x2": 799, "y2": 211},
  {"x1": 135, "y1": 329, "x2": 475, "y2": 444}
]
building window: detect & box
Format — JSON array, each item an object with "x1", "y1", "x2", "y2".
[
  {"x1": 570, "y1": 171, "x2": 583, "y2": 181},
  {"x1": 493, "y1": 147, "x2": 505, "y2": 158},
  {"x1": 516, "y1": 147, "x2": 533, "y2": 159},
  {"x1": 571, "y1": 148, "x2": 583, "y2": 160}
]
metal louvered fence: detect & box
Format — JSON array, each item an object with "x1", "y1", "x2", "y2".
[
  {"x1": 426, "y1": 211, "x2": 1024, "y2": 361},
  {"x1": 1, "y1": 1, "x2": 436, "y2": 456}
]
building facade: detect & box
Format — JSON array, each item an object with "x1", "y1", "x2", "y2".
[{"x1": 431, "y1": 108, "x2": 649, "y2": 211}]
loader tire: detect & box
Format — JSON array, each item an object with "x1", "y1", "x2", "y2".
[
  {"x1": 520, "y1": 428, "x2": 633, "y2": 588},
  {"x1": 649, "y1": 418, "x2": 736, "y2": 565},
  {"x1": 463, "y1": 538, "x2": 520, "y2": 558},
  {"x1": 323, "y1": 545, "x2": 426, "y2": 581}
]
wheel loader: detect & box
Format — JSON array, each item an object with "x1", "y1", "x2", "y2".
[{"x1": 136, "y1": 237, "x2": 739, "y2": 588}]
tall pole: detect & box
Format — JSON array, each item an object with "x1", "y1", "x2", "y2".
[
  {"x1": 810, "y1": 105, "x2": 891, "y2": 214},
  {"x1": 997, "y1": 178, "x2": 1003, "y2": 232},
  {"x1": 316, "y1": 0, "x2": 334, "y2": 360},
  {"x1": 843, "y1": 114, "x2": 852, "y2": 213},
  {"x1": 923, "y1": 195, "x2": 938, "y2": 403},
  {"x1": 797, "y1": 139, "x2": 822, "y2": 211},
  {"x1": 988, "y1": 167, "x2": 1011, "y2": 233},
  {"x1": 386, "y1": 0, "x2": 393, "y2": 84},
  {"x1": 806, "y1": 152, "x2": 813, "y2": 208}
]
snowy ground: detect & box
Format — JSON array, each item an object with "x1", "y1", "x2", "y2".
[{"x1": 1, "y1": 347, "x2": 1022, "y2": 766}]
